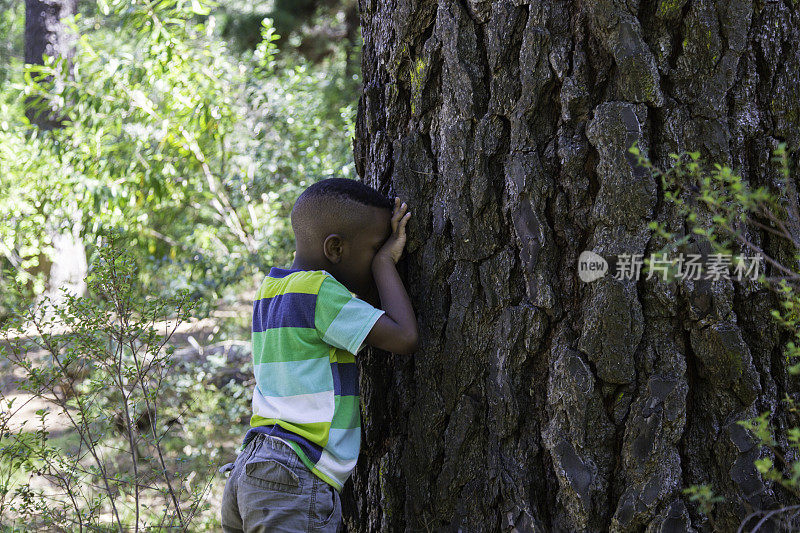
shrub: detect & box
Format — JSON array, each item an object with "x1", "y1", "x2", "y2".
[{"x1": 0, "y1": 230, "x2": 213, "y2": 531}]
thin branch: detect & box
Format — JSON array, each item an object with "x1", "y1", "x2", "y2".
[{"x1": 738, "y1": 503, "x2": 800, "y2": 533}]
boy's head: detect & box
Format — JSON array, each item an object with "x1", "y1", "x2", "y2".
[{"x1": 290, "y1": 178, "x2": 394, "y2": 296}]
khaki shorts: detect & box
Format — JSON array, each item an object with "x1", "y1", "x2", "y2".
[{"x1": 220, "y1": 433, "x2": 342, "y2": 532}]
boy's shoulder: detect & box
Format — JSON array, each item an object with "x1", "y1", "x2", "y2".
[
  {"x1": 259, "y1": 267, "x2": 335, "y2": 294},
  {"x1": 258, "y1": 267, "x2": 359, "y2": 304},
  {"x1": 255, "y1": 266, "x2": 382, "y2": 355}
]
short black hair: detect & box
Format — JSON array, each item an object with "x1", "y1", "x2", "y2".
[
  {"x1": 298, "y1": 178, "x2": 393, "y2": 210},
  {"x1": 291, "y1": 178, "x2": 393, "y2": 248}
]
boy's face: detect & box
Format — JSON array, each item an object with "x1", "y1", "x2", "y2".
[{"x1": 335, "y1": 206, "x2": 392, "y2": 297}]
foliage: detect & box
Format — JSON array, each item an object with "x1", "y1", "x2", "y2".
[
  {"x1": 630, "y1": 141, "x2": 800, "y2": 530},
  {"x1": 219, "y1": 0, "x2": 359, "y2": 58},
  {"x1": 0, "y1": 0, "x2": 360, "y2": 529},
  {"x1": 0, "y1": 0, "x2": 23, "y2": 86},
  {"x1": 0, "y1": 230, "x2": 220, "y2": 530},
  {"x1": 0, "y1": 0, "x2": 359, "y2": 317},
  {"x1": 683, "y1": 483, "x2": 725, "y2": 516}
]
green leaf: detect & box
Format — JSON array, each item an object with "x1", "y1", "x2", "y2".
[
  {"x1": 190, "y1": 0, "x2": 210, "y2": 15},
  {"x1": 755, "y1": 457, "x2": 773, "y2": 474}
]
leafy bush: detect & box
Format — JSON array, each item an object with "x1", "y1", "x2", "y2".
[
  {"x1": 630, "y1": 141, "x2": 800, "y2": 530},
  {"x1": 0, "y1": 231, "x2": 215, "y2": 531},
  {"x1": 1, "y1": 0, "x2": 359, "y2": 315}
]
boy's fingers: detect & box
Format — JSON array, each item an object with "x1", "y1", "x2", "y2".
[
  {"x1": 397, "y1": 212, "x2": 411, "y2": 236},
  {"x1": 391, "y1": 203, "x2": 408, "y2": 233},
  {"x1": 391, "y1": 201, "x2": 403, "y2": 218}
]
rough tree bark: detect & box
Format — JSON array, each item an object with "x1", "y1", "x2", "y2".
[{"x1": 350, "y1": 0, "x2": 800, "y2": 531}]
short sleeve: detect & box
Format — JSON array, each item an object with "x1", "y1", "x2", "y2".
[{"x1": 314, "y1": 276, "x2": 385, "y2": 355}]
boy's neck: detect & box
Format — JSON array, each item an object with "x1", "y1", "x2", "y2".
[{"x1": 290, "y1": 254, "x2": 325, "y2": 271}]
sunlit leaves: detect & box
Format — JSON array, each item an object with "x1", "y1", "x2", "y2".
[{"x1": 1, "y1": 0, "x2": 358, "y2": 316}]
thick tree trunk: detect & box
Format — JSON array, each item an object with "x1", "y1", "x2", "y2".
[
  {"x1": 351, "y1": 0, "x2": 800, "y2": 531},
  {"x1": 25, "y1": 0, "x2": 86, "y2": 302}
]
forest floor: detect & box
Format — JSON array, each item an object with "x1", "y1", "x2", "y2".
[{"x1": 0, "y1": 298, "x2": 256, "y2": 529}]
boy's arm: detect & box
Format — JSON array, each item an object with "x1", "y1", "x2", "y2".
[
  {"x1": 365, "y1": 256, "x2": 418, "y2": 354},
  {"x1": 363, "y1": 198, "x2": 418, "y2": 354},
  {"x1": 360, "y1": 279, "x2": 381, "y2": 309}
]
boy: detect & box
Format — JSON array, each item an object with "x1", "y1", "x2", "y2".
[{"x1": 220, "y1": 178, "x2": 418, "y2": 532}]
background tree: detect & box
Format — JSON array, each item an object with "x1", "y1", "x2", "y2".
[
  {"x1": 24, "y1": 0, "x2": 76, "y2": 130},
  {"x1": 23, "y1": 0, "x2": 87, "y2": 305},
  {"x1": 351, "y1": 0, "x2": 800, "y2": 531}
]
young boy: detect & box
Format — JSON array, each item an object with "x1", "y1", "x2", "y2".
[{"x1": 220, "y1": 178, "x2": 418, "y2": 532}]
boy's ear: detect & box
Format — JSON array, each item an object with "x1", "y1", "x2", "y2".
[{"x1": 323, "y1": 234, "x2": 344, "y2": 263}]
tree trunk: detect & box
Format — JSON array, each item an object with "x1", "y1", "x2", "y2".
[
  {"x1": 24, "y1": 0, "x2": 77, "y2": 130},
  {"x1": 25, "y1": 0, "x2": 86, "y2": 302},
  {"x1": 351, "y1": 0, "x2": 800, "y2": 531}
]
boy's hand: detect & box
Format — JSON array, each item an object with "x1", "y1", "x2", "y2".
[
  {"x1": 375, "y1": 197, "x2": 411, "y2": 265},
  {"x1": 367, "y1": 197, "x2": 418, "y2": 354}
]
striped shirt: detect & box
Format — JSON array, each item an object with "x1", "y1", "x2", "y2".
[{"x1": 245, "y1": 266, "x2": 385, "y2": 492}]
